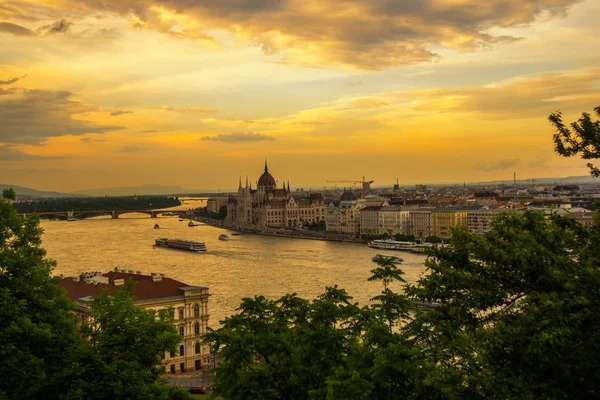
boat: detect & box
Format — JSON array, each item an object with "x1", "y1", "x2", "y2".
[
  {"x1": 219, "y1": 234, "x2": 230, "y2": 241},
  {"x1": 188, "y1": 221, "x2": 199, "y2": 227},
  {"x1": 154, "y1": 224, "x2": 160, "y2": 229},
  {"x1": 368, "y1": 239, "x2": 417, "y2": 251},
  {"x1": 230, "y1": 232, "x2": 240, "y2": 236},
  {"x1": 155, "y1": 238, "x2": 207, "y2": 252},
  {"x1": 411, "y1": 243, "x2": 436, "y2": 253},
  {"x1": 67, "y1": 217, "x2": 77, "y2": 222},
  {"x1": 371, "y1": 254, "x2": 403, "y2": 264},
  {"x1": 179, "y1": 219, "x2": 184, "y2": 221}
]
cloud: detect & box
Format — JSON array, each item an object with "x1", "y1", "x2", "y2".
[
  {"x1": 475, "y1": 159, "x2": 521, "y2": 172},
  {"x1": 35, "y1": 0, "x2": 579, "y2": 69},
  {"x1": 110, "y1": 109, "x2": 134, "y2": 116},
  {"x1": 0, "y1": 145, "x2": 69, "y2": 161},
  {"x1": 0, "y1": 75, "x2": 27, "y2": 85},
  {"x1": 0, "y1": 22, "x2": 34, "y2": 36},
  {"x1": 79, "y1": 137, "x2": 107, "y2": 143},
  {"x1": 351, "y1": 98, "x2": 389, "y2": 108},
  {"x1": 150, "y1": 106, "x2": 217, "y2": 116},
  {"x1": 0, "y1": 88, "x2": 124, "y2": 145},
  {"x1": 200, "y1": 132, "x2": 276, "y2": 143},
  {"x1": 36, "y1": 19, "x2": 72, "y2": 35},
  {"x1": 120, "y1": 145, "x2": 145, "y2": 152}
]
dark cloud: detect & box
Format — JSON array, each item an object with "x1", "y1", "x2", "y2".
[
  {"x1": 110, "y1": 109, "x2": 134, "y2": 116},
  {"x1": 120, "y1": 145, "x2": 145, "y2": 152},
  {"x1": 0, "y1": 75, "x2": 27, "y2": 85},
  {"x1": 79, "y1": 137, "x2": 107, "y2": 142},
  {"x1": 51, "y1": 0, "x2": 577, "y2": 69},
  {"x1": 0, "y1": 21, "x2": 34, "y2": 36},
  {"x1": 476, "y1": 159, "x2": 521, "y2": 172},
  {"x1": 200, "y1": 132, "x2": 275, "y2": 142},
  {"x1": 0, "y1": 88, "x2": 124, "y2": 145},
  {"x1": 0, "y1": 145, "x2": 70, "y2": 161},
  {"x1": 36, "y1": 19, "x2": 72, "y2": 35}
]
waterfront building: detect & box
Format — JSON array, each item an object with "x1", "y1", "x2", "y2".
[
  {"x1": 467, "y1": 209, "x2": 501, "y2": 236},
  {"x1": 226, "y1": 161, "x2": 325, "y2": 229},
  {"x1": 59, "y1": 269, "x2": 210, "y2": 374},
  {"x1": 430, "y1": 209, "x2": 469, "y2": 239},
  {"x1": 359, "y1": 206, "x2": 382, "y2": 235},
  {"x1": 327, "y1": 191, "x2": 387, "y2": 234},
  {"x1": 207, "y1": 197, "x2": 229, "y2": 213},
  {"x1": 378, "y1": 206, "x2": 411, "y2": 236},
  {"x1": 409, "y1": 210, "x2": 432, "y2": 240}
]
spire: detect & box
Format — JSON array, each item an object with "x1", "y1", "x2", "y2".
[
  {"x1": 264, "y1": 158, "x2": 268, "y2": 173},
  {"x1": 239, "y1": 176, "x2": 242, "y2": 189},
  {"x1": 287, "y1": 179, "x2": 290, "y2": 192},
  {"x1": 245, "y1": 175, "x2": 248, "y2": 189}
]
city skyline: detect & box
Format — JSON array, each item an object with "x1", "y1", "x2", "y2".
[{"x1": 1, "y1": 0, "x2": 600, "y2": 191}]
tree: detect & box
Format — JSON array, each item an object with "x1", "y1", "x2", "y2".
[
  {"x1": 0, "y1": 189, "x2": 81, "y2": 399},
  {"x1": 549, "y1": 105, "x2": 600, "y2": 176},
  {"x1": 2, "y1": 187, "x2": 16, "y2": 200},
  {"x1": 78, "y1": 281, "x2": 188, "y2": 400},
  {"x1": 424, "y1": 235, "x2": 443, "y2": 244},
  {"x1": 218, "y1": 205, "x2": 228, "y2": 219}
]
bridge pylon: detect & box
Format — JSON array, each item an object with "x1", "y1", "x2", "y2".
[{"x1": 111, "y1": 211, "x2": 119, "y2": 219}]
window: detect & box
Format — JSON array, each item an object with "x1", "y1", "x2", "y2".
[
  {"x1": 195, "y1": 360, "x2": 201, "y2": 371},
  {"x1": 194, "y1": 303, "x2": 200, "y2": 317},
  {"x1": 194, "y1": 322, "x2": 200, "y2": 335},
  {"x1": 170, "y1": 350, "x2": 175, "y2": 358},
  {"x1": 170, "y1": 365, "x2": 175, "y2": 374},
  {"x1": 178, "y1": 309, "x2": 184, "y2": 320},
  {"x1": 179, "y1": 325, "x2": 184, "y2": 336},
  {"x1": 180, "y1": 363, "x2": 185, "y2": 373},
  {"x1": 179, "y1": 345, "x2": 184, "y2": 357},
  {"x1": 195, "y1": 342, "x2": 201, "y2": 354}
]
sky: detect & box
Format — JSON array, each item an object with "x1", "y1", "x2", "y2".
[{"x1": 1, "y1": 0, "x2": 599, "y2": 192}]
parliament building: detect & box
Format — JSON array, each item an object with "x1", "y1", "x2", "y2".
[{"x1": 226, "y1": 161, "x2": 325, "y2": 229}]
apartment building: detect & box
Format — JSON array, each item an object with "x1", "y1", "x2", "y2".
[
  {"x1": 60, "y1": 269, "x2": 210, "y2": 373},
  {"x1": 431, "y1": 209, "x2": 469, "y2": 239},
  {"x1": 410, "y1": 210, "x2": 431, "y2": 239}
]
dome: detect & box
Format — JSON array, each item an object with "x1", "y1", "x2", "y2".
[{"x1": 257, "y1": 160, "x2": 277, "y2": 189}]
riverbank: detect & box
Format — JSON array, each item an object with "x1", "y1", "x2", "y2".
[{"x1": 190, "y1": 215, "x2": 366, "y2": 244}]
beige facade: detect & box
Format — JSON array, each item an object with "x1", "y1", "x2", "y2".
[
  {"x1": 409, "y1": 210, "x2": 431, "y2": 239},
  {"x1": 61, "y1": 270, "x2": 211, "y2": 374},
  {"x1": 378, "y1": 207, "x2": 411, "y2": 236},
  {"x1": 467, "y1": 210, "x2": 500, "y2": 236},
  {"x1": 359, "y1": 206, "x2": 381, "y2": 235},
  {"x1": 207, "y1": 197, "x2": 229, "y2": 213},
  {"x1": 226, "y1": 162, "x2": 325, "y2": 229},
  {"x1": 431, "y1": 210, "x2": 468, "y2": 239}
]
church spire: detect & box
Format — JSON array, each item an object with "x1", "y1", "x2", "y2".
[
  {"x1": 245, "y1": 175, "x2": 248, "y2": 189},
  {"x1": 238, "y1": 176, "x2": 242, "y2": 189},
  {"x1": 264, "y1": 158, "x2": 268, "y2": 173},
  {"x1": 287, "y1": 179, "x2": 290, "y2": 192}
]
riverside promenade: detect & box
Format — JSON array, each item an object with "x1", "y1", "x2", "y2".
[{"x1": 191, "y1": 215, "x2": 366, "y2": 244}]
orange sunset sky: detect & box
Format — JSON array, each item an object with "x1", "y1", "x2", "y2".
[{"x1": 1, "y1": 0, "x2": 599, "y2": 192}]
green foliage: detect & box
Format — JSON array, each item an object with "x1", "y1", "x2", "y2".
[
  {"x1": 206, "y1": 210, "x2": 600, "y2": 399},
  {"x1": 2, "y1": 187, "x2": 16, "y2": 200},
  {"x1": 549, "y1": 105, "x2": 600, "y2": 176},
  {"x1": 307, "y1": 220, "x2": 326, "y2": 231},
  {"x1": 393, "y1": 233, "x2": 415, "y2": 242},
  {"x1": 424, "y1": 235, "x2": 443, "y2": 244},
  {"x1": 218, "y1": 205, "x2": 228, "y2": 219},
  {"x1": 0, "y1": 194, "x2": 190, "y2": 399}
]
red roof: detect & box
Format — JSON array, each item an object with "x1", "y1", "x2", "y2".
[{"x1": 59, "y1": 271, "x2": 192, "y2": 302}]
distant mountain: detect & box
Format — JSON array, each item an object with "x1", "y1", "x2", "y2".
[
  {"x1": 74, "y1": 184, "x2": 215, "y2": 197},
  {"x1": 0, "y1": 184, "x2": 88, "y2": 198}
]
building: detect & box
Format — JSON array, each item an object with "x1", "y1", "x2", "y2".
[
  {"x1": 207, "y1": 197, "x2": 229, "y2": 213},
  {"x1": 226, "y1": 161, "x2": 325, "y2": 229},
  {"x1": 410, "y1": 210, "x2": 431, "y2": 240},
  {"x1": 378, "y1": 207, "x2": 411, "y2": 236},
  {"x1": 359, "y1": 206, "x2": 382, "y2": 235},
  {"x1": 467, "y1": 209, "x2": 500, "y2": 236},
  {"x1": 59, "y1": 269, "x2": 210, "y2": 374},
  {"x1": 430, "y1": 209, "x2": 469, "y2": 239}
]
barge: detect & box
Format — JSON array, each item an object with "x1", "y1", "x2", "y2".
[{"x1": 155, "y1": 238, "x2": 207, "y2": 252}]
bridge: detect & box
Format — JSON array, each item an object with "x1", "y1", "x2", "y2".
[{"x1": 16, "y1": 210, "x2": 187, "y2": 220}]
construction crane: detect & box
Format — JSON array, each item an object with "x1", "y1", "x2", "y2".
[{"x1": 326, "y1": 176, "x2": 374, "y2": 199}]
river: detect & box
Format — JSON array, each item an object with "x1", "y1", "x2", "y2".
[{"x1": 41, "y1": 199, "x2": 428, "y2": 324}]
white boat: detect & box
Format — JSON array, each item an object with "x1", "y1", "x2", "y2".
[
  {"x1": 67, "y1": 217, "x2": 77, "y2": 222},
  {"x1": 371, "y1": 254, "x2": 403, "y2": 264},
  {"x1": 155, "y1": 238, "x2": 207, "y2": 252},
  {"x1": 188, "y1": 221, "x2": 199, "y2": 227},
  {"x1": 368, "y1": 239, "x2": 417, "y2": 251},
  {"x1": 218, "y1": 234, "x2": 230, "y2": 241}
]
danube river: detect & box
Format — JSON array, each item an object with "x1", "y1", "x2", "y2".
[{"x1": 41, "y1": 201, "x2": 428, "y2": 324}]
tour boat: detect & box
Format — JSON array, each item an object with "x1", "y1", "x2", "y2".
[
  {"x1": 230, "y1": 232, "x2": 240, "y2": 236},
  {"x1": 218, "y1": 234, "x2": 230, "y2": 241},
  {"x1": 154, "y1": 224, "x2": 160, "y2": 229},
  {"x1": 155, "y1": 238, "x2": 207, "y2": 252},
  {"x1": 188, "y1": 221, "x2": 199, "y2": 227},
  {"x1": 371, "y1": 254, "x2": 403, "y2": 264},
  {"x1": 368, "y1": 239, "x2": 417, "y2": 251}
]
